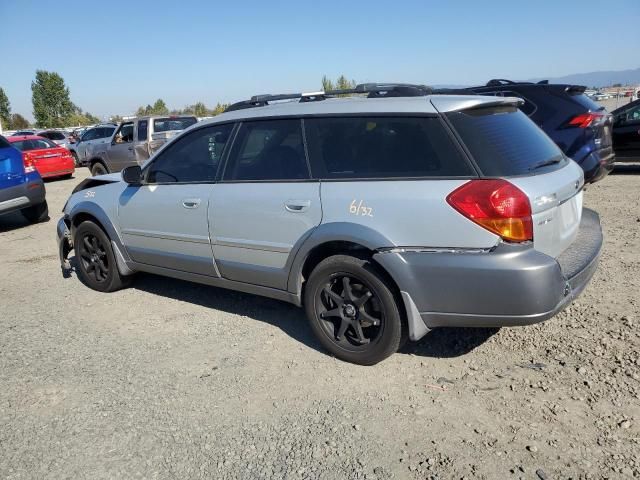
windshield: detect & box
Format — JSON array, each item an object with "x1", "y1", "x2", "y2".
[
  {"x1": 11, "y1": 138, "x2": 59, "y2": 151},
  {"x1": 153, "y1": 117, "x2": 197, "y2": 133},
  {"x1": 447, "y1": 106, "x2": 566, "y2": 176}
]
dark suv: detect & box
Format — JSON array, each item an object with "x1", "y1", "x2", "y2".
[{"x1": 463, "y1": 80, "x2": 614, "y2": 183}]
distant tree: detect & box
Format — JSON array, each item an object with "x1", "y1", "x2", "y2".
[
  {"x1": 321, "y1": 75, "x2": 334, "y2": 92},
  {"x1": 210, "y1": 102, "x2": 228, "y2": 115},
  {"x1": 0, "y1": 87, "x2": 10, "y2": 129},
  {"x1": 192, "y1": 101, "x2": 208, "y2": 117},
  {"x1": 321, "y1": 75, "x2": 357, "y2": 95},
  {"x1": 612, "y1": 83, "x2": 622, "y2": 88},
  {"x1": 31, "y1": 70, "x2": 75, "y2": 128},
  {"x1": 9, "y1": 113, "x2": 30, "y2": 130},
  {"x1": 152, "y1": 99, "x2": 169, "y2": 115},
  {"x1": 110, "y1": 115, "x2": 123, "y2": 123}
]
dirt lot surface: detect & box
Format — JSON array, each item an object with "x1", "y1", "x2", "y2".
[{"x1": 1, "y1": 167, "x2": 639, "y2": 479}]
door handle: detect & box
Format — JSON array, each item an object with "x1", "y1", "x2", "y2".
[
  {"x1": 182, "y1": 198, "x2": 201, "y2": 209},
  {"x1": 127, "y1": 146, "x2": 133, "y2": 151},
  {"x1": 285, "y1": 200, "x2": 311, "y2": 213}
]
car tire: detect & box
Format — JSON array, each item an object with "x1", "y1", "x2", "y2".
[
  {"x1": 21, "y1": 200, "x2": 49, "y2": 223},
  {"x1": 91, "y1": 162, "x2": 108, "y2": 176},
  {"x1": 71, "y1": 151, "x2": 80, "y2": 167},
  {"x1": 74, "y1": 220, "x2": 133, "y2": 292},
  {"x1": 304, "y1": 254, "x2": 406, "y2": 365}
]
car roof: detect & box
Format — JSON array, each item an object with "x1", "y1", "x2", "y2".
[{"x1": 200, "y1": 94, "x2": 520, "y2": 126}]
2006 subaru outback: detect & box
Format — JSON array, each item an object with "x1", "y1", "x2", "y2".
[{"x1": 57, "y1": 84, "x2": 603, "y2": 365}]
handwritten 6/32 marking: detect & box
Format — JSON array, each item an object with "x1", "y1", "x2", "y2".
[{"x1": 349, "y1": 199, "x2": 374, "y2": 217}]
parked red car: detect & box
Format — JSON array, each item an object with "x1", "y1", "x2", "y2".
[{"x1": 8, "y1": 135, "x2": 75, "y2": 179}]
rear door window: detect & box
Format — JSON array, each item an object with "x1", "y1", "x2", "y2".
[
  {"x1": 305, "y1": 116, "x2": 474, "y2": 179},
  {"x1": 447, "y1": 106, "x2": 566, "y2": 176},
  {"x1": 0, "y1": 136, "x2": 11, "y2": 149},
  {"x1": 223, "y1": 119, "x2": 309, "y2": 181}
]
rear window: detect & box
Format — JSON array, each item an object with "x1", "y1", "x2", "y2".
[
  {"x1": 11, "y1": 138, "x2": 58, "y2": 151},
  {"x1": 305, "y1": 117, "x2": 474, "y2": 179},
  {"x1": 153, "y1": 117, "x2": 197, "y2": 133},
  {"x1": 447, "y1": 107, "x2": 566, "y2": 176},
  {"x1": 0, "y1": 136, "x2": 11, "y2": 149},
  {"x1": 571, "y1": 93, "x2": 605, "y2": 112},
  {"x1": 43, "y1": 131, "x2": 66, "y2": 140}
]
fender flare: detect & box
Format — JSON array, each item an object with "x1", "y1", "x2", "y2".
[
  {"x1": 285, "y1": 222, "x2": 395, "y2": 296},
  {"x1": 68, "y1": 201, "x2": 134, "y2": 274}
]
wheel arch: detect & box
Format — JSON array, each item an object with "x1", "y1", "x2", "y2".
[
  {"x1": 68, "y1": 201, "x2": 134, "y2": 275},
  {"x1": 287, "y1": 222, "x2": 398, "y2": 298}
]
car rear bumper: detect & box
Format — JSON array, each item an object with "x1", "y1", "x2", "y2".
[
  {"x1": 579, "y1": 147, "x2": 615, "y2": 183},
  {"x1": 0, "y1": 178, "x2": 46, "y2": 216},
  {"x1": 373, "y1": 208, "x2": 603, "y2": 340}
]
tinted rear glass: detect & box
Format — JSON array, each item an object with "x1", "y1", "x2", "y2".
[
  {"x1": 306, "y1": 117, "x2": 474, "y2": 179},
  {"x1": 571, "y1": 93, "x2": 604, "y2": 112},
  {"x1": 44, "y1": 131, "x2": 66, "y2": 140},
  {"x1": 447, "y1": 106, "x2": 566, "y2": 176},
  {"x1": 11, "y1": 138, "x2": 58, "y2": 151},
  {"x1": 0, "y1": 136, "x2": 11, "y2": 149},
  {"x1": 153, "y1": 117, "x2": 197, "y2": 133}
]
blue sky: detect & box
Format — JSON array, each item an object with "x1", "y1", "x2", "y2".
[{"x1": 2, "y1": 0, "x2": 639, "y2": 121}]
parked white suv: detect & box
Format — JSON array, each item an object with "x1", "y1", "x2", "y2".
[{"x1": 57, "y1": 84, "x2": 603, "y2": 365}]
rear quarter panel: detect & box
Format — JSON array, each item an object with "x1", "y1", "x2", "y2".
[{"x1": 320, "y1": 180, "x2": 500, "y2": 248}]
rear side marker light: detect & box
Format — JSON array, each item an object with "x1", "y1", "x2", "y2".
[
  {"x1": 567, "y1": 112, "x2": 605, "y2": 128},
  {"x1": 446, "y1": 179, "x2": 533, "y2": 242},
  {"x1": 22, "y1": 152, "x2": 36, "y2": 173}
]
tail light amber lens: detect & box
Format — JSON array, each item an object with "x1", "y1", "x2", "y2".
[{"x1": 446, "y1": 179, "x2": 533, "y2": 242}]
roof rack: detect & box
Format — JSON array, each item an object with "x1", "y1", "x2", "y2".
[{"x1": 224, "y1": 83, "x2": 432, "y2": 112}]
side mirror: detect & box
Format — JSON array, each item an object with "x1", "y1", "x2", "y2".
[{"x1": 122, "y1": 165, "x2": 142, "y2": 185}]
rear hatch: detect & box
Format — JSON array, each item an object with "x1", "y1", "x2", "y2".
[
  {"x1": 564, "y1": 87, "x2": 613, "y2": 152},
  {"x1": 434, "y1": 97, "x2": 584, "y2": 258},
  {"x1": 0, "y1": 137, "x2": 25, "y2": 189}
]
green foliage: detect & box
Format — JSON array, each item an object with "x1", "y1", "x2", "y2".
[
  {"x1": 0, "y1": 87, "x2": 10, "y2": 129},
  {"x1": 140, "y1": 100, "x2": 230, "y2": 118},
  {"x1": 110, "y1": 115, "x2": 123, "y2": 123},
  {"x1": 31, "y1": 70, "x2": 75, "y2": 128},
  {"x1": 321, "y1": 75, "x2": 357, "y2": 95},
  {"x1": 65, "y1": 109, "x2": 100, "y2": 126},
  {"x1": 9, "y1": 113, "x2": 30, "y2": 130},
  {"x1": 152, "y1": 99, "x2": 169, "y2": 115}
]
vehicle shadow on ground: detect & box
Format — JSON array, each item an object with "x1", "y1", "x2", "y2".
[
  {"x1": 0, "y1": 211, "x2": 50, "y2": 233},
  {"x1": 126, "y1": 269, "x2": 498, "y2": 360},
  {"x1": 400, "y1": 327, "x2": 499, "y2": 358},
  {"x1": 611, "y1": 163, "x2": 640, "y2": 175}
]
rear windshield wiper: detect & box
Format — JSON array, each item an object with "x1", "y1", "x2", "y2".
[{"x1": 529, "y1": 157, "x2": 563, "y2": 171}]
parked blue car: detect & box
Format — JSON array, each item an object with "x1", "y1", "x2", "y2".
[
  {"x1": 0, "y1": 135, "x2": 48, "y2": 223},
  {"x1": 463, "y1": 80, "x2": 615, "y2": 183}
]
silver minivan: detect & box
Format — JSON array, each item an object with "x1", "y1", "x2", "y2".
[{"x1": 57, "y1": 84, "x2": 603, "y2": 365}]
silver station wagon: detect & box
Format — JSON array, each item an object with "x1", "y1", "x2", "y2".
[{"x1": 57, "y1": 83, "x2": 603, "y2": 365}]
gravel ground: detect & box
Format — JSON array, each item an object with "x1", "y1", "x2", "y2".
[{"x1": 1, "y1": 167, "x2": 639, "y2": 479}]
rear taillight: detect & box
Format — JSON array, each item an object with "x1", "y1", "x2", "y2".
[
  {"x1": 22, "y1": 152, "x2": 36, "y2": 173},
  {"x1": 446, "y1": 179, "x2": 533, "y2": 242},
  {"x1": 567, "y1": 112, "x2": 605, "y2": 128}
]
